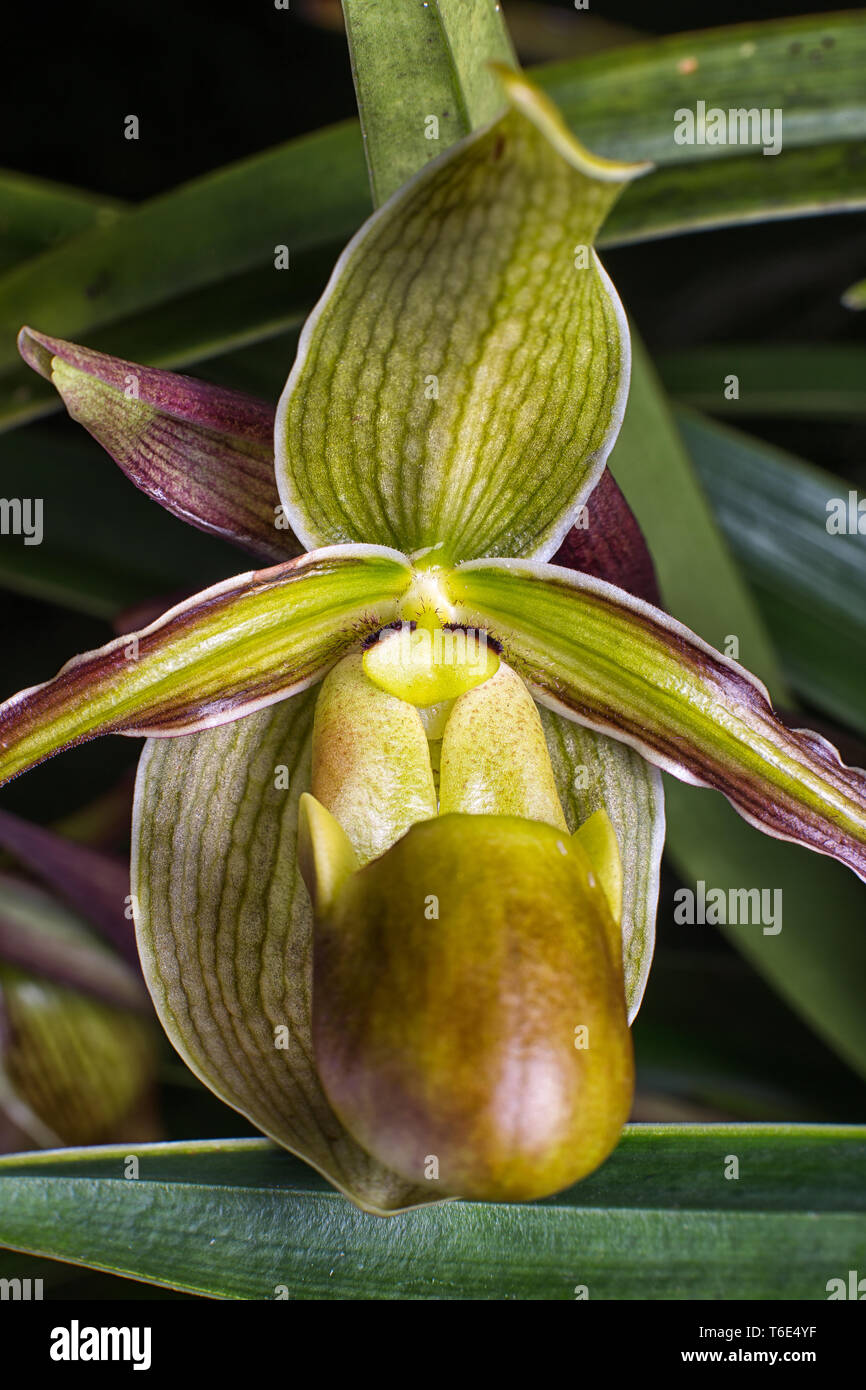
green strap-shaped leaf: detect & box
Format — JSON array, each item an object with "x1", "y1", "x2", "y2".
[
  {"x1": 542, "y1": 12, "x2": 866, "y2": 164},
  {"x1": 0, "y1": 121, "x2": 370, "y2": 378},
  {"x1": 0, "y1": 169, "x2": 124, "y2": 275},
  {"x1": 608, "y1": 332, "x2": 866, "y2": 1077},
  {"x1": 0, "y1": 546, "x2": 411, "y2": 786},
  {"x1": 131, "y1": 691, "x2": 433, "y2": 1216},
  {"x1": 0, "y1": 1128, "x2": 863, "y2": 1297},
  {"x1": 540, "y1": 709, "x2": 663, "y2": 1024},
  {"x1": 444, "y1": 560, "x2": 866, "y2": 881},
  {"x1": 661, "y1": 780, "x2": 866, "y2": 1082},
  {"x1": 678, "y1": 409, "x2": 866, "y2": 736},
  {"x1": 0, "y1": 11, "x2": 862, "y2": 424},
  {"x1": 601, "y1": 140, "x2": 866, "y2": 248},
  {"x1": 342, "y1": 0, "x2": 515, "y2": 205},
  {"x1": 660, "y1": 344, "x2": 866, "y2": 421},
  {"x1": 276, "y1": 69, "x2": 649, "y2": 562},
  {"x1": 633, "y1": 941, "x2": 866, "y2": 1121},
  {"x1": 609, "y1": 336, "x2": 787, "y2": 694}
]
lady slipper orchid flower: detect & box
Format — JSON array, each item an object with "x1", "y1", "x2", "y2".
[{"x1": 2, "y1": 70, "x2": 865, "y2": 1213}]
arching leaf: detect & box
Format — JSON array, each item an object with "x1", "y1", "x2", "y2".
[
  {"x1": 342, "y1": 0, "x2": 515, "y2": 204},
  {"x1": 0, "y1": 1127, "x2": 863, "y2": 1297}
]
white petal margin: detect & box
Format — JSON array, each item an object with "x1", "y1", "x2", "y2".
[
  {"x1": 0, "y1": 544, "x2": 413, "y2": 786},
  {"x1": 446, "y1": 556, "x2": 866, "y2": 883}
]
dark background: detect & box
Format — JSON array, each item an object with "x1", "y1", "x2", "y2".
[
  {"x1": 3, "y1": 0, "x2": 863, "y2": 425},
  {"x1": 3, "y1": 0, "x2": 861, "y2": 198}
]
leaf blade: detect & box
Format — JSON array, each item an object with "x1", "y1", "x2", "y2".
[
  {"x1": 342, "y1": 0, "x2": 515, "y2": 204},
  {"x1": 537, "y1": 12, "x2": 866, "y2": 165},
  {"x1": 662, "y1": 778, "x2": 866, "y2": 1082},
  {"x1": 679, "y1": 409, "x2": 866, "y2": 736},
  {"x1": 1, "y1": 13, "x2": 862, "y2": 422},
  {"x1": 660, "y1": 344, "x2": 866, "y2": 420},
  {"x1": 0, "y1": 1127, "x2": 862, "y2": 1297},
  {"x1": 0, "y1": 170, "x2": 124, "y2": 275},
  {"x1": 609, "y1": 336, "x2": 787, "y2": 694},
  {"x1": 604, "y1": 337, "x2": 866, "y2": 1075}
]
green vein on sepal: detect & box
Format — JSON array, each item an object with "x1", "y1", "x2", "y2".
[{"x1": 275, "y1": 71, "x2": 648, "y2": 563}]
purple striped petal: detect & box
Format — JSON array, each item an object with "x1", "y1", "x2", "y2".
[
  {"x1": 0, "y1": 545, "x2": 412, "y2": 786},
  {"x1": 18, "y1": 327, "x2": 297, "y2": 561},
  {"x1": 446, "y1": 559, "x2": 866, "y2": 882}
]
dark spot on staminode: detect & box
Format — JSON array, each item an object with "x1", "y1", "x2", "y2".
[
  {"x1": 789, "y1": 41, "x2": 803, "y2": 55},
  {"x1": 362, "y1": 621, "x2": 415, "y2": 650},
  {"x1": 492, "y1": 134, "x2": 507, "y2": 162},
  {"x1": 442, "y1": 622, "x2": 502, "y2": 654},
  {"x1": 822, "y1": 35, "x2": 835, "y2": 48}
]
